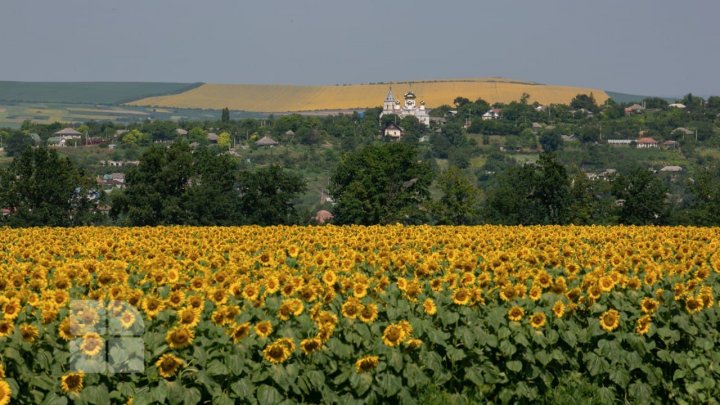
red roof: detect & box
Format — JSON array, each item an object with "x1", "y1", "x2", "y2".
[{"x1": 637, "y1": 137, "x2": 658, "y2": 144}]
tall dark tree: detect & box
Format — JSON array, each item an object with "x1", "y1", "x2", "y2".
[
  {"x1": 484, "y1": 153, "x2": 571, "y2": 224},
  {"x1": 611, "y1": 167, "x2": 669, "y2": 225},
  {"x1": 431, "y1": 167, "x2": 481, "y2": 225},
  {"x1": 221, "y1": 107, "x2": 230, "y2": 123},
  {"x1": 0, "y1": 147, "x2": 98, "y2": 226},
  {"x1": 5, "y1": 131, "x2": 33, "y2": 157},
  {"x1": 570, "y1": 93, "x2": 599, "y2": 113},
  {"x1": 236, "y1": 165, "x2": 306, "y2": 225},
  {"x1": 330, "y1": 142, "x2": 434, "y2": 224}
]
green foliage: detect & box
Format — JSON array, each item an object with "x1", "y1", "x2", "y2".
[
  {"x1": 330, "y1": 142, "x2": 434, "y2": 224},
  {"x1": 236, "y1": 165, "x2": 306, "y2": 225},
  {"x1": 0, "y1": 146, "x2": 99, "y2": 226},
  {"x1": 4, "y1": 131, "x2": 33, "y2": 157},
  {"x1": 611, "y1": 167, "x2": 669, "y2": 225},
  {"x1": 431, "y1": 167, "x2": 482, "y2": 225},
  {"x1": 0, "y1": 81, "x2": 201, "y2": 104},
  {"x1": 484, "y1": 153, "x2": 572, "y2": 225}
]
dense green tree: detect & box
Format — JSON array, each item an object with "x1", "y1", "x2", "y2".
[
  {"x1": 570, "y1": 94, "x2": 599, "y2": 113},
  {"x1": 643, "y1": 97, "x2": 669, "y2": 109},
  {"x1": 484, "y1": 153, "x2": 571, "y2": 224},
  {"x1": 539, "y1": 130, "x2": 563, "y2": 152},
  {"x1": 5, "y1": 131, "x2": 33, "y2": 157},
  {"x1": 0, "y1": 147, "x2": 98, "y2": 226},
  {"x1": 684, "y1": 164, "x2": 720, "y2": 225},
  {"x1": 236, "y1": 165, "x2": 306, "y2": 225},
  {"x1": 330, "y1": 142, "x2": 433, "y2": 224},
  {"x1": 611, "y1": 167, "x2": 669, "y2": 225},
  {"x1": 221, "y1": 107, "x2": 230, "y2": 123},
  {"x1": 431, "y1": 167, "x2": 481, "y2": 225},
  {"x1": 217, "y1": 131, "x2": 232, "y2": 148}
]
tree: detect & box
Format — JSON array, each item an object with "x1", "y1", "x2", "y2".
[
  {"x1": 330, "y1": 142, "x2": 434, "y2": 224},
  {"x1": 431, "y1": 167, "x2": 481, "y2": 225},
  {"x1": 221, "y1": 107, "x2": 230, "y2": 123},
  {"x1": 5, "y1": 131, "x2": 33, "y2": 157},
  {"x1": 539, "y1": 130, "x2": 563, "y2": 152},
  {"x1": 236, "y1": 165, "x2": 306, "y2": 225},
  {"x1": 121, "y1": 129, "x2": 150, "y2": 147},
  {"x1": 217, "y1": 131, "x2": 232, "y2": 148},
  {"x1": 0, "y1": 147, "x2": 98, "y2": 226},
  {"x1": 611, "y1": 167, "x2": 669, "y2": 225},
  {"x1": 570, "y1": 93, "x2": 599, "y2": 113},
  {"x1": 484, "y1": 153, "x2": 571, "y2": 224}
]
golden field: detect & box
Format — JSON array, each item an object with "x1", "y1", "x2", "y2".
[
  {"x1": 0, "y1": 225, "x2": 718, "y2": 404},
  {"x1": 127, "y1": 78, "x2": 609, "y2": 112}
]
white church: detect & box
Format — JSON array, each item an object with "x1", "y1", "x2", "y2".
[{"x1": 380, "y1": 87, "x2": 431, "y2": 126}]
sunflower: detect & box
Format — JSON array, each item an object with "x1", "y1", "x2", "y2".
[
  {"x1": 355, "y1": 355, "x2": 380, "y2": 373},
  {"x1": 60, "y1": 371, "x2": 84, "y2": 394},
  {"x1": 599, "y1": 309, "x2": 620, "y2": 332},
  {"x1": 278, "y1": 298, "x2": 304, "y2": 321},
  {"x1": 321, "y1": 271, "x2": 337, "y2": 287},
  {"x1": 300, "y1": 337, "x2": 323, "y2": 355},
  {"x1": 0, "y1": 379, "x2": 10, "y2": 405},
  {"x1": 156, "y1": 353, "x2": 184, "y2": 379},
  {"x1": 341, "y1": 299, "x2": 362, "y2": 319},
  {"x1": 187, "y1": 295, "x2": 205, "y2": 311},
  {"x1": 498, "y1": 284, "x2": 516, "y2": 302},
  {"x1": 528, "y1": 286, "x2": 542, "y2": 301},
  {"x1": 165, "y1": 326, "x2": 195, "y2": 350},
  {"x1": 0, "y1": 321, "x2": 14, "y2": 338},
  {"x1": 398, "y1": 320, "x2": 413, "y2": 336},
  {"x1": 404, "y1": 338, "x2": 423, "y2": 349},
  {"x1": 177, "y1": 306, "x2": 201, "y2": 328},
  {"x1": 640, "y1": 297, "x2": 659, "y2": 315},
  {"x1": 58, "y1": 317, "x2": 84, "y2": 341},
  {"x1": 685, "y1": 297, "x2": 704, "y2": 314},
  {"x1": 263, "y1": 340, "x2": 291, "y2": 364},
  {"x1": 80, "y1": 332, "x2": 104, "y2": 357},
  {"x1": 2, "y1": 299, "x2": 21, "y2": 320},
  {"x1": 255, "y1": 320, "x2": 273, "y2": 338},
  {"x1": 142, "y1": 297, "x2": 164, "y2": 319},
  {"x1": 228, "y1": 322, "x2": 251, "y2": 343},
  {"x1": 358, "y1": 303, "x2": 378, "y2": 324},
  {"x1": 423, "y1": 298, "x2": 437, "y2": 316},
  {"x1": 530, "y1": 312, "x2": 546, "y2": 329},
  {"x1": 635, "y1": 315, "x2": 652, "y2": 335},
  {"x1": 598, "y1": 276, "x2": 615, "y2": 293},
  {"x1": 452, "y1": 288, "x2": 471, "y2": 306},
  {"x1": 552, "y1": 301, "x2": 565, "y2": 318},
  {"x1": 382, "y1": 324, "x2": 406, "y2": 347},
  {"x1": 118, "y1": 310, "x2": 136, "y2": 329},
  {"x1": 167, "y1": 290, "x2": 186, "y2": 309},
  {"x1": 19, "y1": 324, "x2": 39, "y2": 344},
  {"x1": 507, "y1": 306, "x2": 525, "y2": 322},
  {"x1": 0, "y1": 364, "x2": 4, "y2": 378}
]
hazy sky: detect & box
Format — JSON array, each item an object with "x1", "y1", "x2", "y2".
[{"x1": 1, "y1": 0, "x2": 719, "y2": 96}]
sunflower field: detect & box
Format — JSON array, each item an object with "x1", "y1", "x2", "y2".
[{"x1": 1, "y1": 225, "x2": 720, "y2": 404}]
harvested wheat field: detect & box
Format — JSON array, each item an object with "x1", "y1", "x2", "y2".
[{"x1": 128, "y1": 78, "x2": 609, "y2": 112}]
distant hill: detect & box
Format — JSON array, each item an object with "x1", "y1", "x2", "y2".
[
  {"x1": 0, "y1": 81, "x2": 202, "y2": 105},
  {"x1": 606, "y1": 91, "x2": 675, "y2": 104},
  {"x1": 127, "y1": 78, "x2": 609, "y2": 112}
]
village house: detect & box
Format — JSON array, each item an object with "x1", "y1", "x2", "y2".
[
  {"x1": 624, "y1": 104, "x2": 645, "y2": 115},
  {"x1": 255, "y1": 135, "x2": 279, "y2": 147},
  {"x1": 383, "y1": 123, "x2": 404, "y2": 139},
  {"x1": 482, "y1": 108, "x2": 502, "y2": 120},
  {"x1": 607, "y1": 139, "x2": 632, "y2": 146},
  {"x1": 636, "y1": 137, "x2": 659, "y2": 149}
]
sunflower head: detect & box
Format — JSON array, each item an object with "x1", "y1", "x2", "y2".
[
  {"x1": 229, "y1": 322, "x2": 251, "y2": 343},
  {"x1": 60, "y1": 371, "x2": 85, "y2": 394},
  {"x1": 254, "y1": 321, "x2": 273, "y2": 338},
  {"x1": 423, "y1": 298, "x2": 437, "y2": 316},
  {"x1": 530, "y1": 312, "x2": 546, "y2": 329},
  {"x1": 156, "y1": 353, "x2": 184, "y2": 379},
  {"x1": 19, "y1": 324, "x2": 39, "y2": 344},
  {"x1": 359, "y1": 303, "x2": 378, "y2": 324},
  {"x1": 382, "y1": 324, "x2": 406, "y2": 347},
  {"x1": 165, "y1": 326, "x2": 194, "y2": 350},
  {"x1": 635, "y1": 315, "x2": 652, "y2": 335},
  {"x1": 599, "y1": 309, "x2": 620, "y2": 332},
  {"x1": 300, "y1": 338, "x2": 323, "y2": 355},
  {"x1": 354, "y1": 355, "x2": 379, "y2": 373},
  {"x1": 507, "y1": 306, "x2": 525, "y2": 322},
  {"x1": 263, "y1": 340, "x2": 291, "y2": 364},
  {"x1": 80, "y1": 332, "x2": 104, "y2": 357}
]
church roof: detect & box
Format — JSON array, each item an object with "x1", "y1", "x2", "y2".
[
  {"x1": 385, "y1": 87, "x2": 396, "y2": 102},
  {"x1": 404, "y1": 91, "x2": 416, "y2": 100}
]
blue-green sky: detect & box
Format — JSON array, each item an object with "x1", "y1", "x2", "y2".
[{"x1": 1, "y1": 0, "x2": 718, "y2": 96}]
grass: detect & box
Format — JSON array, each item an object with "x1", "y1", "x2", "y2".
[
  {"x1": 0, "y1": 81, "x2": 202, "y2": 105},
  {"x1": 128, "y1": 78, "x2": 609, "y2": 112}
]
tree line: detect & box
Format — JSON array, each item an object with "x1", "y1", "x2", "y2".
[{"x1": 3, "y1": 141, "x2": 720, "y2": 227}]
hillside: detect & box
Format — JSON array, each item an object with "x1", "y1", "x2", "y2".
[
  {"x1": 0, "y1": 81, "x2": 202, "y2": 105},
  {"x1": 127, "y1": 78, "x2": 609, "y2": 112}
]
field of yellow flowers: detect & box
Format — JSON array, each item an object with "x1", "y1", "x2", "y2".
[{"x1": 1, "y1": 225, "x2": 719, "y2": 404}]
